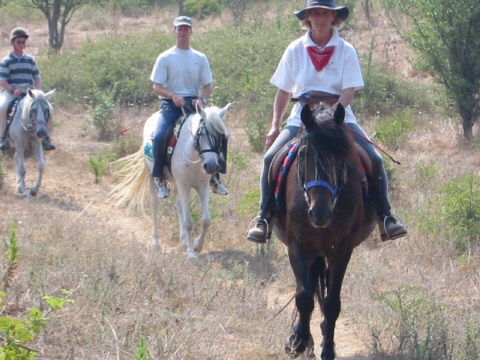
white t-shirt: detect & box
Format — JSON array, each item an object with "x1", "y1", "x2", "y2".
[
  {"x1": 150, "y1": 46, "x2": 213, "y2": 98},
  {"x1": 271, "y1": 29, "x2": 364, "y2": 126}
]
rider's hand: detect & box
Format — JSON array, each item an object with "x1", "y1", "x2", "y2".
[
  {"x1": 12, "y1": 89, "x2": 22, "y2": 98},
  {"x1": 172, "y1": 93, "x2": 185, "y2": 107},
  {"x1": 265, "y1": 127, "x2": 280, "y2": 148}
]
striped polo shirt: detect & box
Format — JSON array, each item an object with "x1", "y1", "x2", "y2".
[{"x1": 0, "y1": 52, "x2": 40, "y2": 88}]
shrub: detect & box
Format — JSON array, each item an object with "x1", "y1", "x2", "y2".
[
  {"x1": 184, "y1": 0, "x2": 222, "y2": 18},
  {"x1": 88, "y1": 149, "x2": 116, "y2": 184},
  {"x1": 430, "y1": 172, "x2": 480, "y2": 254},
  {"x1": 372, "y1": 108, "x2": 414, "y2": 150},
  {"x1": 372, "y1": 286, "x2": 451, "y2": 359},
  {"x1": 86, "y1": 85, "x2": 117, "y2": 141}
]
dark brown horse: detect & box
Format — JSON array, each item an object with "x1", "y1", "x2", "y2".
[{"x1": 273, "y1": 104, "x2": 376, "y2": 360}]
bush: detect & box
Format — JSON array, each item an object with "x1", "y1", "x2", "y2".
[
  {"x1": 372, "y1": 108, "x2": 414, "y2": 150},
  {"x1": 86, "y1": 85, "x2": 117, "y2": 141},
  {"x1": 184, "y1": 0, "x2": 222, "y2": 19},
  {"x1": 430, "y1": 172, "x2": 480, "y2": 254}
]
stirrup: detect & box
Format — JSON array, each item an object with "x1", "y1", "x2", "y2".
[
  {"x1": 246, "y1": 215, "x2": 271, "y2": 243},
  {"x1": 381, "y1": 213, "x2": 407, "y2": 240}
]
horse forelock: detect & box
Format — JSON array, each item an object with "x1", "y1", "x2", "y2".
[
  {"x1": 203, "y1": 106, "x2": 228, "y2": 137},
  {"x1": 21, "y1": 89, "x2": 53, "y2": 120},
  {"x1": 311, "y1": 114, "x2": 353, "y2": 159}
]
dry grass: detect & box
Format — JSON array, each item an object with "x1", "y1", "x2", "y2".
[{"x1": 1, "y1": 4, "x2": 480, "y2": 360}]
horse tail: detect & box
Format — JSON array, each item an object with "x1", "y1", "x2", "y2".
[
  {"x1": 109, "y1": 147, "x2": 149, "y2": 214},
  {"x1": 312, "y1": 256, "x2": 327, "y2": 308}
]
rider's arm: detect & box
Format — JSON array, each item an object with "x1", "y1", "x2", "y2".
[
  {"x1": 152, "y1": 82, "x2": 185, "y2": 107},
  {"x1": 337, "y1": 87, "x2": 355, "y2": 108},
  {"x1": 0, "y1": 79, "x2": 22, "y2": 97},
  {"x1": 33, "y1": 77, "x2": 42, "y2": 90},
  {"x1": 266, "y1": 88, "x2": 290, "y2": 147},
  {"x1": 194, "y1": 83, "x2": 212, "y2": 108}
]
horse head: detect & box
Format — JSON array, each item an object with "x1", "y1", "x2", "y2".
[
  {"x1": 21, "y1": 88, "x2": 56, "y2": 139},
  {"x1": 195, "y1": 103, "x2": 230, "y2": 174},
  {"x1": 298, "y1": 103, "x2": 351, "y2": 228}
]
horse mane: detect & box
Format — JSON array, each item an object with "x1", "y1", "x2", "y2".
[{"x1": 202, "y1": 106, "x2": 228, "y2": 138}]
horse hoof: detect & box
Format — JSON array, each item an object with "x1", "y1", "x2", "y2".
[
  {"x1": 285, "y1": 333, "x2": 305, "y2": 358},
  {"x1": 30, "y1": 189, "x2": 37, "y2": 196},
  {"x1": 187, "y1": 250, "x2": 197, "y2": 259},
  {"x1": 151, "y1": 242, "x2": 160, "y2": 249}
]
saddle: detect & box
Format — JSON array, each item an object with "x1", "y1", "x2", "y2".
[
  {"x1": 144, "y1": 114, "x2": 188, "y2": 165},
  {"x1": 267, "y1": 139, "x2": 375, "y2": 210}
]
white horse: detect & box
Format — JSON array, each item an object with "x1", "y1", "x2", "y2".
[
  {"x1": 5, "y1": 88, "x2": 55, "y2": 197},
  {"x1": 111, "y1": 104, "x2": 230, "y2": 258}
]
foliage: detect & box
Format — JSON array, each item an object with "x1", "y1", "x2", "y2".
[
  {"x1": 355, "y1": 36, "x2": 432, "y2": 117},
  {"x1": 135, "y1": 336, "x2": 148, "y2": 360},
  {"x1": 88, "y1": 149, "x2": 116, "y2": 184},
  {"x1": 27, "y1": 0, "x2": 105, "y2": 51},
  {"x1": 183, "y1": 0, "x2": 222, "y2": 18},
  {"x1": 381, "y1": 0, "x2": 480, "y2": 141},
  {"x1": 372, "y1": 286, "x2": 480, "y2": 360},
  {"x1": 86, "y1": 85, "x2": 117, "y2": 141},
  {"x1": 0, "y1": 223, "x2": 73, "y2": 360},
  {"x1": 372, "y1": 286, "x2": 452, "y2": 359},
  {"x1": 372, "y1": 108, "x2": 414, "y2": 150},
  {"x1": 429, "y1": 172, "x2": 480, "y2": 254},
  {"x1": 40, "y1": 32, "x2": 167, "y2": 107}
]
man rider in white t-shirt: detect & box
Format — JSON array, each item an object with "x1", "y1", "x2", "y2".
[{"x1": 149, "y1": 16, "x2": 228, "y2": 198}]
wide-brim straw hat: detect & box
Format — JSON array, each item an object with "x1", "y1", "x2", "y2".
[{"x1": 294, "y1": 0, "x2": 349, "y2": 21}]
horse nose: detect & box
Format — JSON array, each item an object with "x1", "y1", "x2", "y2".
[
  {"x1": 36, "y1": 129, "x2": 47, "y2": 139},
  {"x1": 203, "y1": 161, "x2": 218, "y2": 175},
  {"x1": 308, "y1": 206, "x2": 332, "y2": 228}
]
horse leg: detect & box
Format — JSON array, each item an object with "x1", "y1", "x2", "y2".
[
  {"x1": 319, "y1": 251, "x2": 352, "y2": 360},
  {"x1": 193, "y1": 183, "x2": 210, "y2": 253},
  {"x1": 176, "y1": 184, "x2": 196, "y2": 259},
  {"x1": 30, "y1": 145, "x2": 45, "y2": 196},
  {"x1": 285, "y1": 244, "x2": 315, "y2": 358},
  {"x1": 148, "y1": 176, "x2": 160, "y2": 247},
  {"x1": 14, "y1": 149, "x2": 29, "y2": 197},
  {"x1": 175, "y1": 197, "x2": 187, "y2": 249}
]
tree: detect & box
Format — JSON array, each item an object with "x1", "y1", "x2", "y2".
[
  {"x1": 383, "y1": 0, "x2": 480, "y2": 141},
  {"x1": 29, "y1": 0, "x2": 102, "y2": 52}
]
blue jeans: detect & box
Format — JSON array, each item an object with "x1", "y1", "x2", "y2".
[
  {"x1": 151, "y1": 98, "x2": 195, "y2": 178},
  {"x1": 347, "y1": 122, "x2": 391, "y2": 216},
  {"x1": 259, "y1": 126, "x2": 300, "y2": 211}
]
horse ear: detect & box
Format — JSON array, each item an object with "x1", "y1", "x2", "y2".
[
  {"x1": 333, "y1": 103, "x2": 345, "y2": 125},
  {"x1": 219, "y1": 103, "x2": 231, "y2": 119},
  {"x1": 44, "y1": 89, "x2": 56, "y2": 100},
  {"x1": 300, "y1": 104, "x2": 315, "y2": 131},
  {"x1": 27, "y1": 87, "x2": 35, "y2": 98}
]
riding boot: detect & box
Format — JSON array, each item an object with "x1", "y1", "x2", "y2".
[
  {"x1": 0, "y1": 136, "x2": 9, "y2": 150},
  {"x1": 373, "y1": 176, "x2": 407, "y2": 241},
  {"x1": 377, "y1": 216, "x2": 407, "y2": 241},
  {"x1": 210, "y1": 173, "x2": 228, "y2": 195},
  {"x1": 41, "y1": 136, "x2": 55, "y2": 151},
  {"x1": 154, "y1": 177, "x2": 170, "y2": 199},
  {"x1": 246, "y1": 211, "x2": 272, "y2": 243}
]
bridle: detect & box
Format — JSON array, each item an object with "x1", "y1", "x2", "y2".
[
  {"x1": 298, "y1": 132, "x2": 347, "y2": 208},
  {"x1": 193, "y1": 117, "x2": 224, "y2": 160},
  {"x1": 21, "y1": 97, "x2": 51, "y2": 132}
]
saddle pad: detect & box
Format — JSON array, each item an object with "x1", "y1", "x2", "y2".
[
  {"x1": 274, "y1": 141, "x2": 300, "y2": 209},
  {"x1": 143, "y1": 115, "x2": 187, "y2": 164}
]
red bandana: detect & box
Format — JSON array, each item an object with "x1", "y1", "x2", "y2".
[{"x1": 307, "y1": 46, "x2": 334, "y2": 72}]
